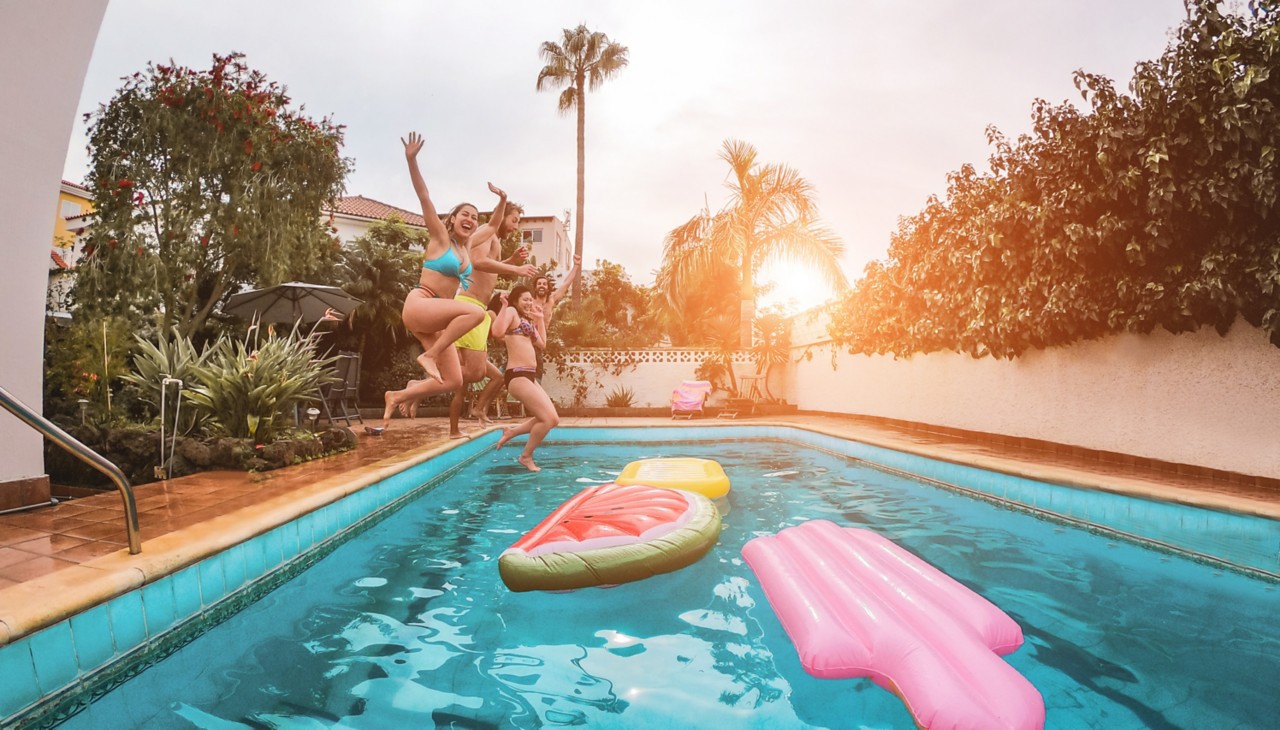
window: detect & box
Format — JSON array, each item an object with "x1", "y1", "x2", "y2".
[
  {"x1": 60, "y1": 200, "x2": 81, "y2": 218},
  {"x1": 522, "y1": 229, "x2": 543, "y2": 243}
]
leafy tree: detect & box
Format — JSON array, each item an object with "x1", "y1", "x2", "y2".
[
  {"x1": 650, "y1": 254, "x2": 739, "y2": 345},
  {"x1": 829, "y1": 0, "x2": 1280, "y2": 357},
  {"x1": 550, "y1": 260, "x2": 661, "y2": 349},
  {"x1": 536, "y1": 25, "x2": 629, "y2": 305},
  {"x1": 74, "y1": 52, "x2": 351, "y2": 338},
  {"x1": 659, "y1": 139, "x2": 848, "y2": 347},
  {"x1": 338, "y1": 217, "x2": 423, "y2": 354}
]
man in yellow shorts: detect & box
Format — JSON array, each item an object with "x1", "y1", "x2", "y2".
[{"x1": 449, "y1": 192, "x2": 537, "y2": 438}]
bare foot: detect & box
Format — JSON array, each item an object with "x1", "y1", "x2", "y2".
[
  {"x1": 449, "y1": 429, "x2": 469, "y2": 440},
  {"x1": 470, "y1": 406, "x2": 493, "y2": 426},
  {"x1": 496, "y1": 426, "x2": 517, "y2": 450},
  {"x1": 381, "y1": 391, "x2": 397, "y2": 429},
  {"x1": 518, "y1": 454, "x2": 541, "y2": 472},
  {"x1": 416, "y1": 352, "x2": 443, "y2": 383}
]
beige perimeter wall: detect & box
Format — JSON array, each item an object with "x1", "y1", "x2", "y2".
[
  {"x1": 779, "y1": 309, "x2": 1280, "y2": 480},
  {"x1": 544, "y1": 311, "x2": 1279, "y2": 480}
]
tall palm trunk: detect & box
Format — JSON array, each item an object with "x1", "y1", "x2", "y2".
[
  {"x1": 573, "y1": 79, "x2": 586, "y2": 305},
  {"x1": 739, "y1": 248, "x2": 755, "y2": 347}
]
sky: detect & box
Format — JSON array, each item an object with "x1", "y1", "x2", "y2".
[{"x1": 62, "y1": 0, "x2": 1192, "y2": 311}]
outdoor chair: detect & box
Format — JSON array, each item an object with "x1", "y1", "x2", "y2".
[
  {"x1": 671, "y1": 380, "x2": 713, "y2": 419},
  {"x1": 320, "y1": 351, "x2": 363, "y2": 426},
  {"x1": 718, "y1": 374, "x2": 763, "y2": 419}
]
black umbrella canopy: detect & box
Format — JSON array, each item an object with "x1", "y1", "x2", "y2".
[{"x1": 222, "y1": 282, "x2": 362, "y2": 324}]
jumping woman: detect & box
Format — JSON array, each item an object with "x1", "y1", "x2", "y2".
[
  {"x1": 379, "y1": 131, "x2": 497, "y2": 430},
  {"x1": 492, "y1": 285, "x2": 560, "y2": 471}
]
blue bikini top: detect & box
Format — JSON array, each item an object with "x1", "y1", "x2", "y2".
[{"x1": 422, "y1": 240, "x2": 473, "y2": 289}]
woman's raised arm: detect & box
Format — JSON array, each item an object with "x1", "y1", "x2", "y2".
[{"x1": 402, "y1": 132, "x2": 450, "y2": 245}]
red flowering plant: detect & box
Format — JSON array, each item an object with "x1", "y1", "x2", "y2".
[{"x1": 75, "y1": 52, "x2": 351, "y2": 340}]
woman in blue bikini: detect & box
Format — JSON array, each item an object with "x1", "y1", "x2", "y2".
[
  {"x1": 379, "y1": 131, "x2": 496, "y2": 430},
  {"x1": 492, "y1": 285, "x2": 559, "y2": 472}
]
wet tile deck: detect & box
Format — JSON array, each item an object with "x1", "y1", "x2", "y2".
[{"x1": 0, "y1": 414, "x2": 1276, "y2": 638}]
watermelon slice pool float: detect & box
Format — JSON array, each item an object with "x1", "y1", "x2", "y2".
[{"x1": 499, "y1": 482, "x2": 722, "y2": 592}]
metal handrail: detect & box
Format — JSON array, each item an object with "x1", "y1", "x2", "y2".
[{"x1": 0, "y1": 385, "x2": 141, "y2": 554}]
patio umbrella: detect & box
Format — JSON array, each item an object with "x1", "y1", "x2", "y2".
[{"x1": 222, "y1": 282, "x2": 362, "y2": 324}]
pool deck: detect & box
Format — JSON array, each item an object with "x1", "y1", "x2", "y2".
[{"x1": 1, "y1": 413, "x2": 1276, "y2": 647}]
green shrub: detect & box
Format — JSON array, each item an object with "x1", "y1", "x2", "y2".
[
  {"x1": 121, "y1": 327, "x2": 212, "y2": 435},
  {"x1": 184, "y1": 333, "x2": 336, "y2": 443}
]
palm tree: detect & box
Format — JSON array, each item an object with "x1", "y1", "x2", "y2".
[
  {"x1": 659, "y1": 139, "x2": 849, "y2": 347},
  {"x1": 338, "y1": 220, "x2": 421, "y2": 355},
  {"x1": 536, "y1": 24, "x2": 629, "y2": 305}
]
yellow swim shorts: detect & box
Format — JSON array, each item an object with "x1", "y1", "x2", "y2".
[{"x1": 454, "y1": 293, "x2": 492, "y2": 352}]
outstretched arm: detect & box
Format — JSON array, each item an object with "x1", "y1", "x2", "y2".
[
  {"x1": 550, "y1": 255, "x2": 583, "y2": 306},
  {"x1": 469, "y1": 183, "x2": 540, "y2": 278},
  {"x1": 402, "y1": 132, "x2": 450, "y2": 246}
]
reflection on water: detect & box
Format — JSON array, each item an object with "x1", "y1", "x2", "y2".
[{"x1": 60, "y1": 441, "x2": 1280, "y2": 730}]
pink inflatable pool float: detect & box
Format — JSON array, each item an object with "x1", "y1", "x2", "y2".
[{"x1": 742, "y1": 520, "x2": 1045, "y2": 729}]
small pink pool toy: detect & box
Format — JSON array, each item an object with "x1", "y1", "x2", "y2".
[{"x1": 742, "y1": 519, "x2": 1045, "y2": 730}]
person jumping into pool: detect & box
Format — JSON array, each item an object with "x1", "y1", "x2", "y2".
[
  {"x1": 470, "y1": 254, "x2": 582, "y2": 419},
  {"x1": 447, "y1": 195, "x2": 538, "y2": 438},
  {"x1": 492, "y1": 285, "x2": 558, "y2": 472},
  {"x1": 379, "y1": 131, "x2": 494, "y2": 431},
  {"x1": 530, "y1": 255, "x2": 581, "y2": 379}
]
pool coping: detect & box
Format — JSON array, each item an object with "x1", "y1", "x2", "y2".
[{"x1": 1, "y1": 417, "x2": 1277, "y2": 652}]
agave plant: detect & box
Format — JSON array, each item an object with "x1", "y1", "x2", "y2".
[
  {"x1": 184, "y1": 332, "x2": 337, "y2": 444},
  {"x1": 121, "y1": 327, "x2": 212, "y2": 435},
  {"x1": 604, "y1": 384, "x2": 635, "y2": 408}
]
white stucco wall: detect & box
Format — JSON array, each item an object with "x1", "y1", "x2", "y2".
[
  {"x1": 543, "y1": 310, "x2": 1279, "y2": 478},
  {"x1": 0, "y1": 2, "x2": 108, "y2": 484},
  {"x1": 543, "y1": 349, "x2": 754, "y2": 408},
  {"x1": 780, "y1": 312, "x2": 1280, "y2": 479}
]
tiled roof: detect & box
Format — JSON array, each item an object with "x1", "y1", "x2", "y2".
[
  {"x1": 61, "y1": 179, "x2": 89, "y2": 192},
  {"x1": 51, "y1": 251, "x2": 71, "y2": 270},
  {"x1": 328, "y1": 196, "x2": 426, "y2": 227}
]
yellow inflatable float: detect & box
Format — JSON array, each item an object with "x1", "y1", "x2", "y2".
[{"x1": 616, "y1": 457, "x2": 731, "y2": 499}]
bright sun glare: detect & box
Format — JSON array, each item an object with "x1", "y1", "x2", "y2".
[{"x1": 757, "y1": 261, "x2": 834, "y2": 314}]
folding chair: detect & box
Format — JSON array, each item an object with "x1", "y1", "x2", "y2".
[{"x1": 320, "y1": 352, "x2": 362, "y2": 426}]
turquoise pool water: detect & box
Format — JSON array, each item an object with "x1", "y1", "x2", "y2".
[{"x1": 54, "y1": 437, "x2": 1279, "y2": 729}]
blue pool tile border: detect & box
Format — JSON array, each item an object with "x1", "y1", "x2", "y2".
[
  {"x1": 548, "y1": 425, "x2": 1280, "y2": 577},
  {"x1": 3, "y1": 424, "x2": 1277, "y2": 729},
  {"x1": 0, "y1": 435, "x2": 494, "y2": 729}
]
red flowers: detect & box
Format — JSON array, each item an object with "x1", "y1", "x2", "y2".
[
  {"x1": 117, "y1": 178, "x2": 133, "y2": 188},
  {"x1": 251, "y1": 161, "x2": 262, "y2": 171}
]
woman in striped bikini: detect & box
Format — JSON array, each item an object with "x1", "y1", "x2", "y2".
[
  {"x1": 378, "y1": 132, "x2": 492, "y2": 431},
  {"x1": 492, "y1": 285, "x2": 560, "y2": 472}
]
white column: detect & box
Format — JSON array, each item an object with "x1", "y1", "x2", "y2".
[{"x1": 0, "y1": 1, "x2": 109, "y2": 488}]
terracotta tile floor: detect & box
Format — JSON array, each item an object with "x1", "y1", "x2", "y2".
[{"x1": 0, "y1": 414, "x2": 1276, "y2": 592}]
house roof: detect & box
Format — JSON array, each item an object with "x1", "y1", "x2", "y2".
[
  {"x1": 50, "y1": 251, "x2": 71, "y2": 270},
  {"x1": 328, "y1": 196, "x2": 426, "y2": 227},
  {"x1": 61, "y1": 179, "x2": 89, "y2": 193}
]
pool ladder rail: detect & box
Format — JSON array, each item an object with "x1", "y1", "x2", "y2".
[{"x1": 0, "y1": 384, "x2": 141, "y2": 554}]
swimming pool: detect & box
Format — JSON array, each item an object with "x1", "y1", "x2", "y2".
[{"x1": 8, "y1": 426, "x2": 1280, "y2": 728}]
